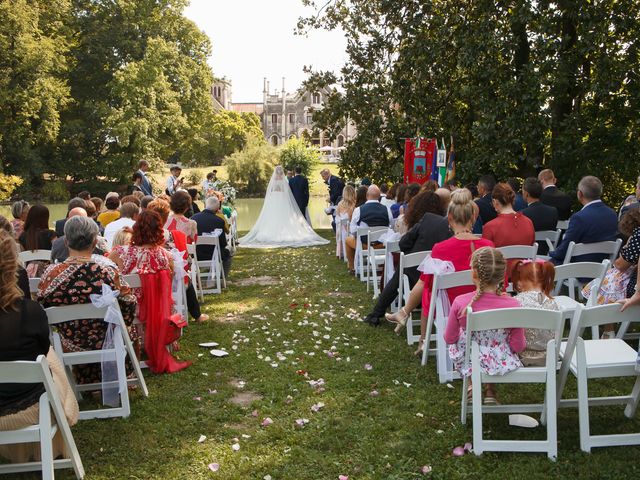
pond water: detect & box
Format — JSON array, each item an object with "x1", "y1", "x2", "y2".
[{"x1": 0, "y1": 197, "x2": 333, "y2": 232}]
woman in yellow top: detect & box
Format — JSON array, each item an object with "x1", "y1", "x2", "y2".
[{"x1": 97, "y1": 195, "x2": 121, "y2": 228}]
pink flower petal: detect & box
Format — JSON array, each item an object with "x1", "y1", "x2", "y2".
[
  {"x1": 262, "y1": 417, "x2": 273, "y2": 426},
  {"x1": 364, "y1": 363, "x2": 373, "y2": 370},
  {"x1": 251, "y1": 409, "x2": 258, "y2": 417},
  {"x1": 421, "y1": 465, "x2": 432, "y2": 474},
  {"x1": 369, "y1": 390, "x2": 380, "y2": 397},
  {"x1": 193, "y1": 396, "x2": 202, "y2": 401},
  {"x1": 452, "y1": 446, "x2": 465, "y2": 457},
  {"x1": 339, "y1": 476, "x2": 349, "y2": 480},
  {"x1": 464, "y1": 442, "x2": 473, "y2": 452},
  {"x1": 208, "y1": 462, "x2": 220, "y2": 472}
]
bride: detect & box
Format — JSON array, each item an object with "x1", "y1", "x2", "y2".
[{"x1": 239, "y1": 166, "x2": 329, "y2": 248}]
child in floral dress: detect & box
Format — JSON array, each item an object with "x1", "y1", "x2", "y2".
[
  {"x1": 512, "y1": 259, "x2": 560, "y2": 366},
  {"x1": 445, "y1": 247, "x2": 525, "y2": 404}
]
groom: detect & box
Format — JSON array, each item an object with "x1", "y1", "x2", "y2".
[
  {"x1": 320, "y1": 168, "x2": 344, "y2": 231},
  {"x1": 288, "y1": 166, "x2": 310, "y2": 221}
]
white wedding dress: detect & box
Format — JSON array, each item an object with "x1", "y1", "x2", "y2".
[{"x1": 239, "y1": 166, "x2": 329, "y2": 248}]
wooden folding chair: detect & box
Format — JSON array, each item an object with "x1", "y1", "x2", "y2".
[
  {"x1": 462, "y1": 307, "x2": 563, "y2": 460},
  {"x1": 0, "y1": 356, "x2": 85, "y2": 479}
]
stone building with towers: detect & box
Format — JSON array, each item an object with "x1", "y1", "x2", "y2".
[
  {"x1": 258, "y1": 78, "x2": 355, "y2": 149},
  {"x1": 216, "y1": 76, "x2": 356, "y2": 153}
]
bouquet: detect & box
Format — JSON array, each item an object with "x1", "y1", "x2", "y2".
[{"x1": 216, "y1": 180, "x2": 237, "y2": 206}]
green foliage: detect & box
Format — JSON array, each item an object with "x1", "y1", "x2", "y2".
[
  {"x1": 223, "y1": 135, "x2": 279, "y2": 196},
  {"x1": 41, "y1": 179, "x2": 68, "y2": 201},
  {"x1": 185, "y1": 169, "x2": 203, "y2": 187},
  {"x1": 279, "y1": 137, "x2": 321, "y2": 177},
  {"x1": 300, "y1": 0, "x2": 640, "y2": 206},
  {"x1": 0, "y1": 174, "x2": 24, "y2": 201},
  {"x1": 0, "y1": 0, "x2": 255, "y2": 190}
]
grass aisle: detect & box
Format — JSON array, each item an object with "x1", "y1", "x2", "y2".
[{"x1": 65, "y1": 232, "x2": 639, "y2": 479}]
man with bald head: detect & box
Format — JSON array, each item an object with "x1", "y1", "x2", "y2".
[
  {"x1": 538, "y1": 168, "x2": 573, "y2": 220},
  {"x1": 344, "y1": 184, "x2": 393, "y2": 273}
]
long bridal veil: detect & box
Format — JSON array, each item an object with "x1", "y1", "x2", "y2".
[{"x1": 239, "y1": 166, "x2": 329, "y2": 248}]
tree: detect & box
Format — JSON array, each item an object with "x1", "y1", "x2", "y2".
[
  {"x1": 224, "y1": 135, "x2": 278, "y2": 196},
  {"x1": 279, "y1": 137, "x2": 321, "y2": 177},
  {"x1": 0, "y1": 0, "x2": 71, "y2": 180},
  {"x1": 300, "y1": 0, "x2": 640, "y2": 205}
]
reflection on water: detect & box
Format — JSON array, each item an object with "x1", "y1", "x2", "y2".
[{"x1": 0, "y1": 197, "x2": 333, "y2": 232}]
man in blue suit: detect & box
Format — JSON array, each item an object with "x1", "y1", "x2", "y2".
[
  {"x1": 137, "y1": 160, "x2": 153, "y2": 196},
  {"x1": 288, "y1": 166, "x2": 310, "y2": 220},
  {"x1": 549, "y1": 176, "x2": 618, "y2": 264}
]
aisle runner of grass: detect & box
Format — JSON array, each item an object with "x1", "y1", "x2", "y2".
[{"x1": 64, "y1": 233, "x2": 639, "y2": 479}]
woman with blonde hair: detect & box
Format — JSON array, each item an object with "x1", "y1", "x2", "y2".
[
  {"x1": 0, "y1": 230, "x2": 79, "y2": 463},
  {"x1": 335, "y1": 185, "x2": 357, "y2": 260},
  {"x1": 385, "y1": 189, "x2": 494, "y2": 355}
]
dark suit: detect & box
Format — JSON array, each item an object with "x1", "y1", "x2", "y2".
[
  {"x1": 620, "y1": 201, "x2": 640, "y2": 219},
  {"x1": 521, "y1": 201, "x2": 559, "y2": 255},
  {"x1": 540, "y1": 185, "x2": 573, "y2": 221},
  {"x1": 365, "y1": 213, "x2": 451, "y2": 320},
  {"x1": 513, "y1": 193, "x2": 527, "y2": 212},
  {"x1": 288, "y1": 174, "x2": 310, "y2": 215},
  {"x1": 549, "y1": 201, "x2": 618, "y2": 264},
  {"x1": 327, "y1": 175, "x2": 344, "y2": 206},
  {"x1": 192, "y1": 210, "x2": 230, "y2": 263},
  {"x1": 54, "y1": 218, "x2": 66, "y2": 238},
  {"x1": 139, "y1": 169, "x2": 153, "y2": 196},
  {"x1": 475, "y1": 194, "x2": 497, "y2": 226}
]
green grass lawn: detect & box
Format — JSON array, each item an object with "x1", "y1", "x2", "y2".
[{"x1": 38, "y1": 233, "x2": 640, "y2": 479}]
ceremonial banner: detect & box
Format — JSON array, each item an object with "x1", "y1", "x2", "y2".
[{"x1": 404, "y1": 138, "x2": 436, "y2": 185}]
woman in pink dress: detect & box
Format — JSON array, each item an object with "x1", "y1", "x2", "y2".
[
  {"x1": 110, "y1": 210, "x2": 191, "y2": 374},
  {"x1": 165, "y1": 190, "x2": 197, "y2": 243},
  {"x1": 386, "y1": 189, "x2": 494, "y2": 355}
]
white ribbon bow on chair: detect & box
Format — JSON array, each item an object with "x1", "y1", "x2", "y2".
[
  {"x1": 379, "y1": 229, "x2": 401, "y2": 285},
  {"x1": 203, "y1": 230, "x2": 223, "y2": 281},
  {"x1": 170, "y1": 247, "x2": 187, "y2": 313},
  {"x1": 90, "y1": 283, "x2": 124, "y2": 407},
  {"x1": 418, "y1": 256, "x2": 455, "y2": 318}
]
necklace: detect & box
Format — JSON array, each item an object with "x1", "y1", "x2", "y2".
[{"x1": 454, "y1": 229, "x2": 472, "y2": 236}]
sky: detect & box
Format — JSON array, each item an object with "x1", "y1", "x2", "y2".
[{"x1": 183, "y1": 0, "x2": 347, "y2": 103}]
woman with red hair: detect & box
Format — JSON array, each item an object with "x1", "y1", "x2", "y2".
[{"x1": 109, "y1": 210, "x2": 191, "y2": 374}]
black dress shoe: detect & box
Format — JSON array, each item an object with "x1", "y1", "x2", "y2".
[{"x1": 363, "y1": 315, "x2": 380, "y2": 327}]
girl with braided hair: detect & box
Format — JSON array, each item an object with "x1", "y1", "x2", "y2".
[{"x1": 445, "y1": 247, "x2": 525, "y2": 404}]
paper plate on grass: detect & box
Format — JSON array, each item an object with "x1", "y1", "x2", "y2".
[
  {"x1": 199, "y1": 342, "x2": 219, "y2": 348},
  {"x1": 210, "y1": 349, "x2": 229, "y2": 358}
]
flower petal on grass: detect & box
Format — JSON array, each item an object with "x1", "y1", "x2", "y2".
[
  {"x1": 421, "y1": 465, "x2": 432, "y2": 474},
  {"x1": 452, "y1": 446, "x2": 465, "y2": 456},
  {"x1": 231, "y1": 443, "x2": 240, "y2": 452},
  {"x1": 262, "y1": 417, "x2": 273, "y2": 427},
  {"x1": 364, "y1": 363, "x2": 373, "y2": 370},
  {"x1": 208, "y1": 463, "x2": 220, "y2": 472},
  {"x1": 311, "y1": 402, "x2": 325, "y2": 412},
  {"x1": 339, "y1": 475, "x2": 349, "y2": 480},
  {"x1": 369, "y1": 390, "x2": 380, "y2": 397}
]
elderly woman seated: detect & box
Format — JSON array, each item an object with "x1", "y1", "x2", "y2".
[{"x1": 37, "y1": 216, "x2": 137, "y2": 385}]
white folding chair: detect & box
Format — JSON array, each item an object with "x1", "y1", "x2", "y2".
[
  {"x1": 28, "y1": 277, "x2": 41, "y2": 293},
  {"x1": 535, "y1": 230, "x2": 562, "y2": 253},
  {"x1": 422, "y1": 270, "x2": 474, "y2": 384},
  {"x1": 556, "y1": 220, "x2": 570, "y2": 231},
  {"x1": 557, "y1": 304, "x2": 640, "y2": 452},
  {"x1": 397, "y1": 251, "x2": 430, "y2": 345},
  {"x1": 45, "y1": 304, "x2": 134, "y2": 419},
  {"x1": 0, "y1": 356, "x2": 85, "y2": 479},
  {"x1": 552, "y1": 260, "x2": 609, "y2": 338},
  {"x1": 561, "y1": 239, "x2": 622, "y2": 265},
  {"x1": 382, "y1": 240, "x2": 400, "y2": 303},
  {"x1": 354, "y1": 226, "x2": 386, "y2": 282},
  {"x1": 498, "y1": 244, "x2": 538, "y2": 292},
  {"x1": 186, "y1": 244, "x2": 203, "y2": 301},
  {"x1": 18, "y1": 250, "x2": 52, "y2": 263},
  {"x1": 194, "y1": 235, "x2": 226, "y2": 294},
  {"x1": 461, "y1": 307, "x2": 563, "y2": 460},
  {"x1": 367, "y1": 228, "x2": 388, "y2": 295}
]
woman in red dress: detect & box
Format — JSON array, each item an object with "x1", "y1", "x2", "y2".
[
  {"x1": 482, "y1": 182, "x2": 535, "y2": 277},
  {"x1": 109, "y1": 210, "x2": 191, "y2": 374},
  {"x1": 386, "y1": 189, "x2": 494, "y2": 355}
]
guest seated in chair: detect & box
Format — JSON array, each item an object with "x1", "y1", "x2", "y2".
[
  {"x1": 38, "y1": 216, "x2": 138, "y2": 385},
  {"x1": 549, "y1": 176, "x2": 618, "y2": 264},
  {"x1": 363, "y1": 190, "x2": 450, "y2": 326},
  {"x1": 109, "y1": 211, "x2": 191, "y2": 374},
  {"x1": 191, "y1": 196, "x2": 232, "y2": 277},
  {"x1": 345, "y1": 185, "x2": 393, "y2": 274},
  {"x1": 0, "y1": 230, "x2": 79, "y2": 464}
]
